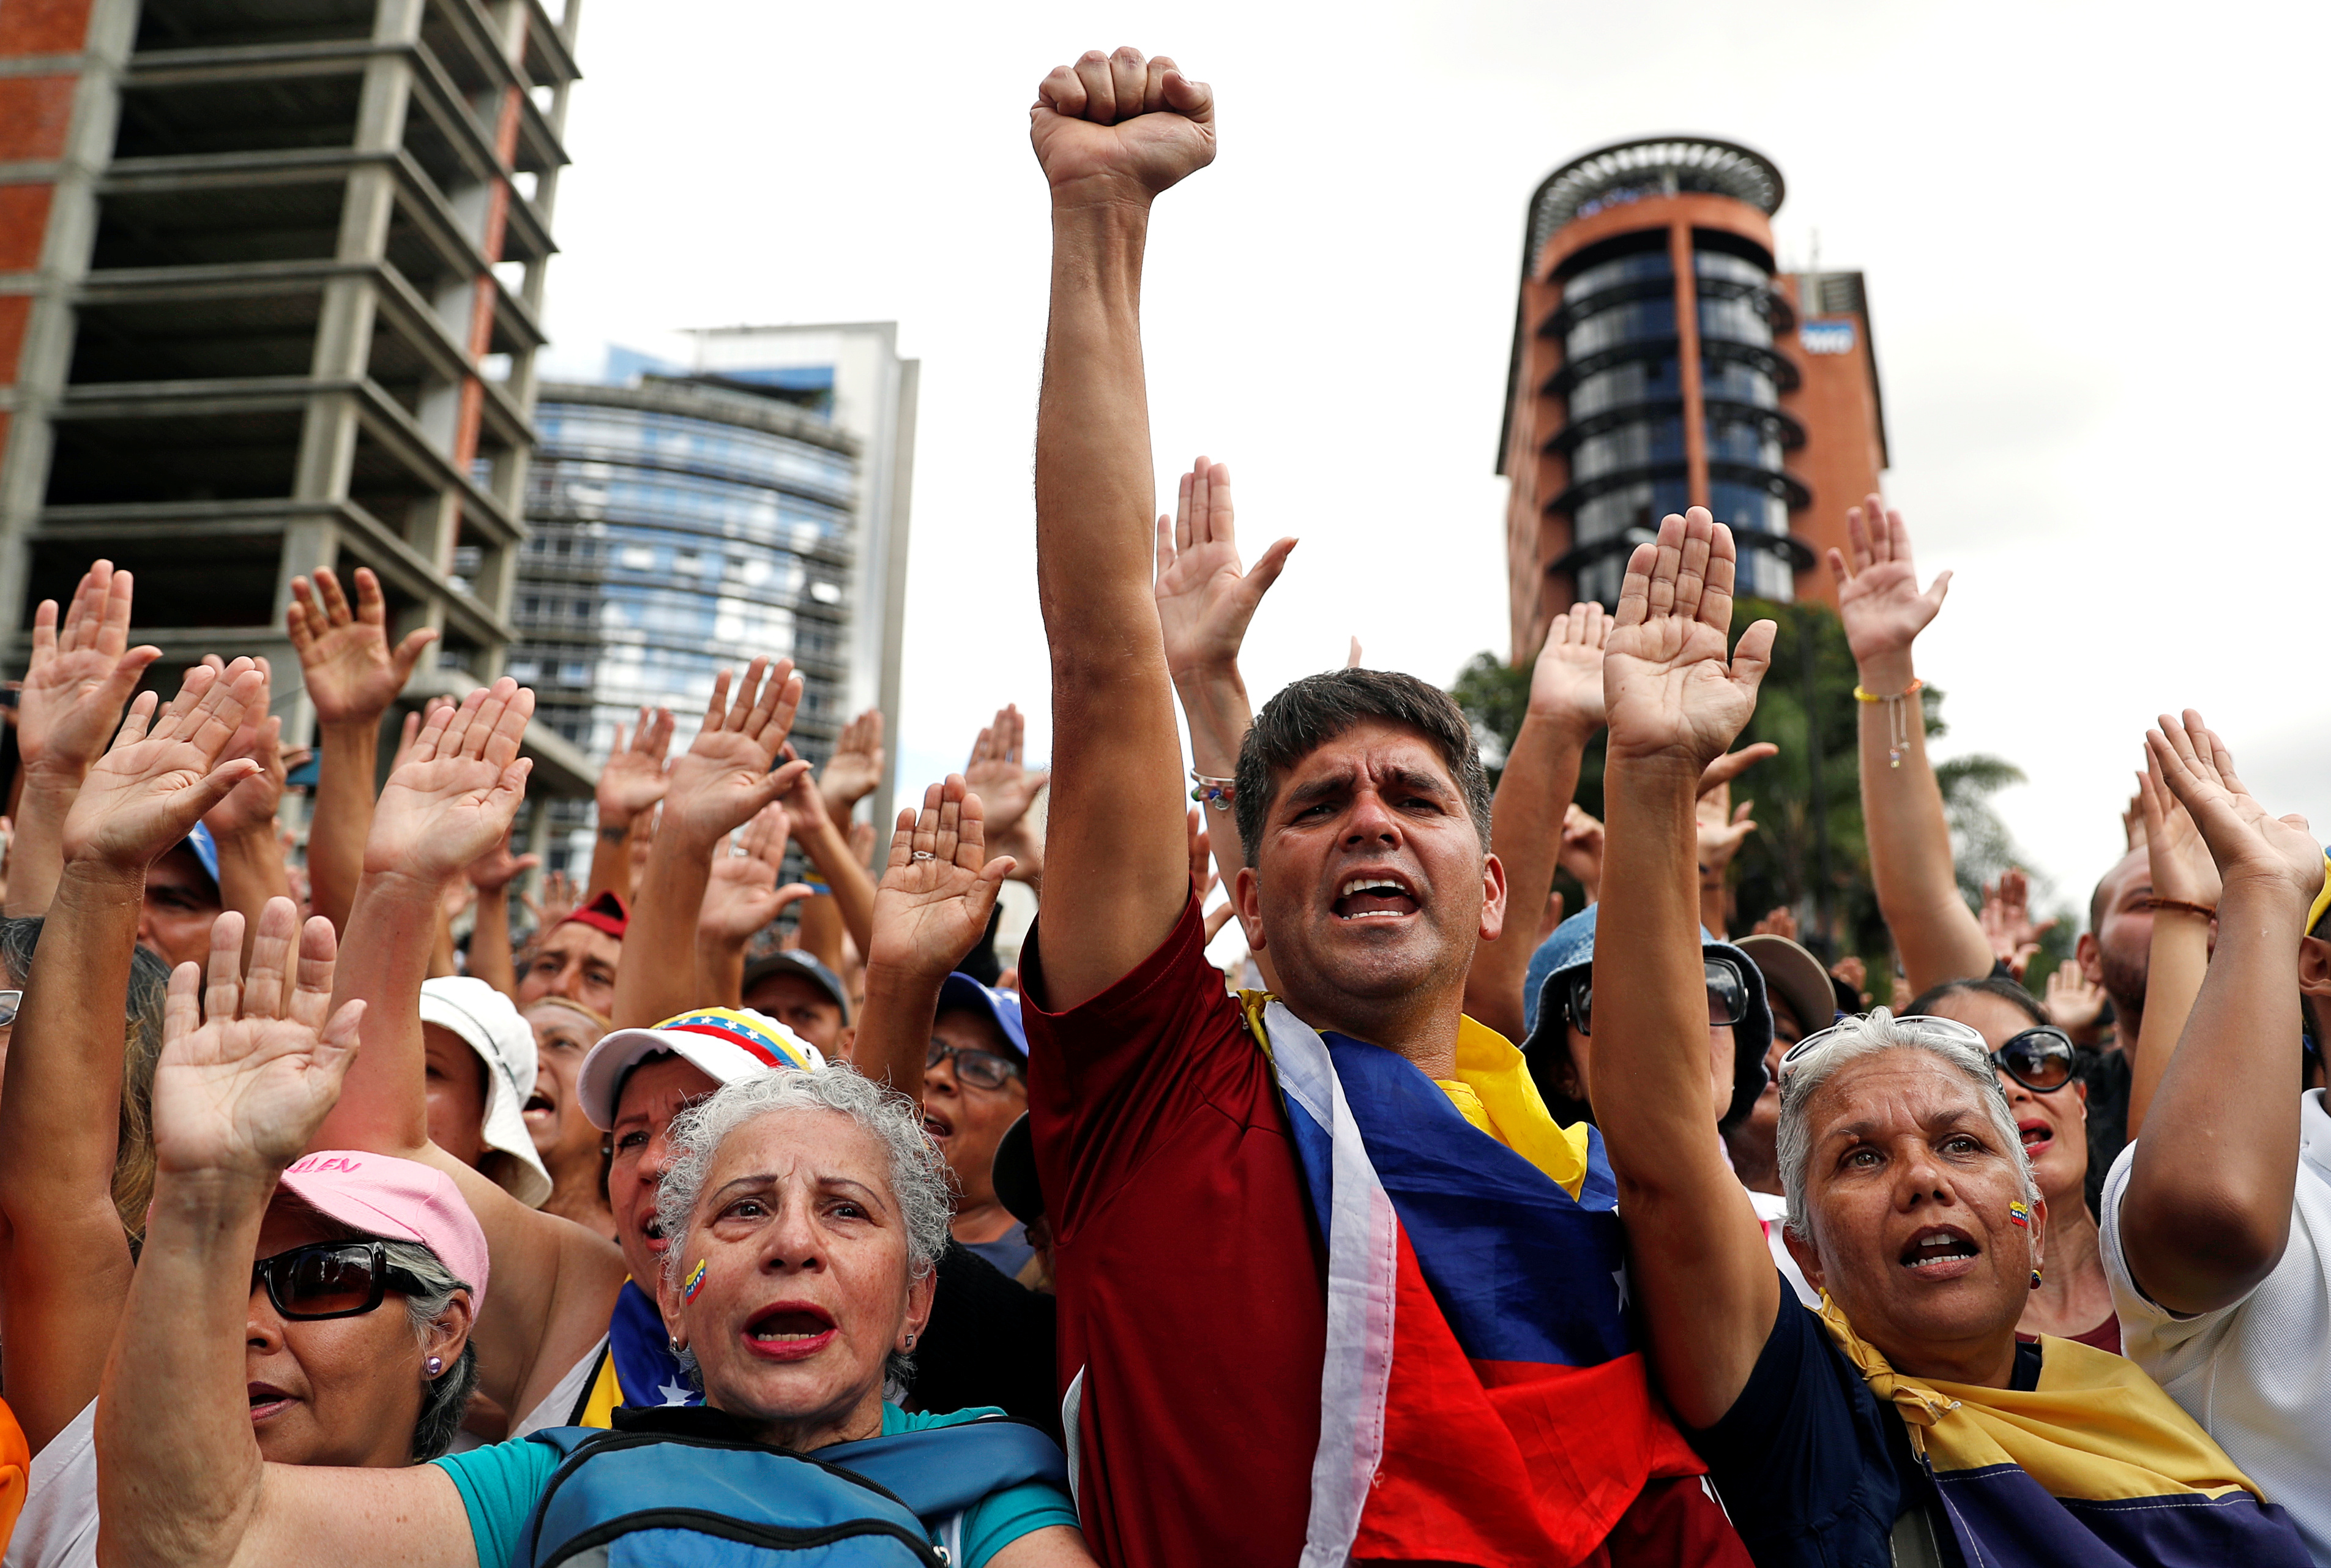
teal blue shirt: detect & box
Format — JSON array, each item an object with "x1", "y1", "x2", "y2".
[{"x1": 432, "y1": 1403, "x2": 1078, "y2": 1568}]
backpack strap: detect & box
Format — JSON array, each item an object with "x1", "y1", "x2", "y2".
[{"x1": 821, "y1": 1417, "x2": 1069, "y2": 1522}]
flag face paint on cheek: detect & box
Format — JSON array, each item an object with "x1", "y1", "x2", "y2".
[
  {"x1": 2007, "y1": 1200, "x2": 2032, "y2": 1229},
  {"x1": 683, "y1": 1260, "x2": 707, "y2": 1301}
]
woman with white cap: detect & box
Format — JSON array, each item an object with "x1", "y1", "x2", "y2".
[{"x1": 419, "y1": 977, "x2": 552, "y2": 1209}]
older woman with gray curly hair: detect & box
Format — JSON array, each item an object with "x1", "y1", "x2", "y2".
[
  {"x1": 1587, "y1": 509, "x2": 2309, "y2": 1568},
  {"x1": 99, "y1": 987, "x2": 1092, "y2": 1568}
]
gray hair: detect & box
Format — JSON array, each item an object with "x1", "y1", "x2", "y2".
[
  {"x1": 388, "y1": 1239, "x2": 480, "y2": 1462},
  {"x1": 1777, "y1": 1007, "x2": 2035, "y2": 1243},
  {"x1": 655, "y1": 1067, "x2": 953, "y2": 1389}
]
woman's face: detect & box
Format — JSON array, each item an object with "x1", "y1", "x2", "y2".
[
  {"x1": 920, "y1": 1007, "x2": 1027, "y2": 1211},
  {"x1": 1783, "y1": 1047, "x2": 2042, "y2": 1372},
  {"x1": 610, "y1": 1055, "x2": 722, "y2": 1288},
  {"x1": 524, "y1": 1004, "x2": 602, "y2": 1165},
  {"x1": 1922, "y1": 990, "x2": 2089, "y2": 1208},
  {"x1": 245, "y1": 1202, "x2": 471, "y2": 1468},
  {"x1": 420, "y1": 1025, "x2": 489, "y2": 1169},
  {"x1": 660, "y1": 1108, "x2": 931, "y2": 1446}
]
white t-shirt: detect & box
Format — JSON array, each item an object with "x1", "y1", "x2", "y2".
[
  {"x1": 507, "y1": 1335, "x2": 608, "y2": 1441},
  {"x1": 1746, "y1": 1186, "x2": 1821, "y2": 1308},
  {"x1": 2100, "y1": 1089, "x2": 2331, "y2": 1564},
  {"x1": 5, "y1": 1399, "x2": 98, "y2": 1568}
]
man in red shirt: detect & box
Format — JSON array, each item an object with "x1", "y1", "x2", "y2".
[{"x1": 1022, "y1": 48, "x2": 1742, "y2": 1568}]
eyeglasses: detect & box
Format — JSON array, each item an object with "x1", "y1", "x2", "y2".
[
  {"x1": 926, "y1": 1040, "x2": 1023, "y2": 1092},
  {"x1": 0, "y1": 990, "x2": 20, "y2": 1028},
  {"x1": 1777, "y1": 1012, "x2": 1990, "y2": 1087},
  {"x1": 1990, "y1": 1026, "x2": 2078, "y2": 1093},
  {"x1": 250, "y1": 1241, "x2": 428, "y2": 1321},
  {"x1": 1567, "y1": 957, "x2": 1748, "y2": 1036}
]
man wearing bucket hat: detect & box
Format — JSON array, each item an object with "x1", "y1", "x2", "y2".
[{"x1": 419, "y1": 976, "x2": 553, "y2": 1209}]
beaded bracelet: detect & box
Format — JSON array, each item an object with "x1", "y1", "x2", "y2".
[{"x1": 1189, "y1": 770, "x2": 1236, "y2": 812}]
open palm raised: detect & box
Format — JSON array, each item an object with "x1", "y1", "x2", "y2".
[
  {"x1": 868, "y1": 775, "x2": 1015, "y2": 980},
  {"x1": 64, "y1": 659, "x2": 265, "y2": 868},
  {"x1": 1602, "y1": 509, "x2": 1776, "y2": 772},
  {"x1": 151, "y1": 898, "x2": 365, "y2": 1180},
  {"x1": 365, "y1": 678, "x2": 535, "y2": 881}
]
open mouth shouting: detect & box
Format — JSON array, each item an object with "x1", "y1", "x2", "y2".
[
  {"x1": 742, "y1": 1301, "x2": 838, "y2": 1362},
  {"x1": 640, "y1": 1212, "x2": 669, "y2": 1258},
  {"x1": 523, "y1": 1089, "x2": 556, "y2": 1130},
  {"x1": 1898, "y1": 1225, "x2": 1982, "y2": 1279},
  {"x1": 1333, "y1": 871, "x2": 1420, "y2": 921},
  {"x1": 2017, "y1": 1116, "x2": 2053, "y2": 1154},
  {"x1": 922, "y1": 1107, "x2": 954, "y2": 1149}
]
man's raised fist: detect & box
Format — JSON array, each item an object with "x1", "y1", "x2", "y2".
[{"x1": 1031, "y1": 47, "x2": 1214, "y2": 203}]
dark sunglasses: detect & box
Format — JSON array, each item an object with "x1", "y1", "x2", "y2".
[
  {"x1": 250, "y1": 1241, "x2": 428, "y2": 1321},
  {"x1": 926, "y1": 1039, "x2": 1023, "y2": 1092},
  {"x1": 1990, "y1": 1026, "x2": 2078, "y2": 1092},
  {"x1": 1568, "y1": 957, "x2": 1748, "y2": 1036},
  {"x1": 0, "y1": 990, "x2": 19, "y2": 1028}
]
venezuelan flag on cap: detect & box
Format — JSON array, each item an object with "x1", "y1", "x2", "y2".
[
  {"x1": 578, "y1": 1005, "x2": 824, "y2": 1130},
  {"x1": 1248, "y1": 998, "x2": 1734, "y2": 1568}
]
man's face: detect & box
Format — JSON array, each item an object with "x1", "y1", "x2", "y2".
[
  {"x1": 744, "y1": 972, "x2": 847, "y2": 1057},
  {"x1": 140, "y1": 844, "x2": 223, "y2": 969},
  {"x1": 920, "y1": 1006, "x2": 1026, "y2": 1210},
  {"x1": 1783, "y1": 1048, "x2": 2040, "y2": 1376},
  {"x1": 1236, "y1": 720, "x2": 1502, "y2": 1022},
  {"x1": 609, "y1": 1054, "x2": 722, "y2": 1287},
  {"x1": 518, "y1": 923, "x2": 622, "y2": 1016}
]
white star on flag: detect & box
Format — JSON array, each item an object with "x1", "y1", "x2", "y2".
[
  {"x1": 657, "y1": 1377, "x2": 694, "y2": 1406},
  {"x1": 1612, "y1": 1263, "x2": 1630, "y2": 1312}
]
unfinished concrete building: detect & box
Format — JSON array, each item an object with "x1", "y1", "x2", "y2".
[{"x1": 0, "y1": 0, "x2": 594, "y2": 795}]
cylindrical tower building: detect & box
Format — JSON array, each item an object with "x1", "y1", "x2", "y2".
[{"x1": 1500, "y1": 137, "x2": 1876, "y2": 659}]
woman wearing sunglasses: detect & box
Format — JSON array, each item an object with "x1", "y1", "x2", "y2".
[
  {"x1": 1584, "y1": 509, "x2": 2307, "y2": 1567},
  {"x1": 1909, "y1": 976, "x2": 2117, "y2": 1351},
  {"x1": 96, "y1": 937, "x2": 1088, "y2": 1568}
]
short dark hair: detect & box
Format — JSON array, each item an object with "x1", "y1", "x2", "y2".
[
  {"x1": 1904, "y1": 974, "x2": 2049, "y2": 1029},
  {"x1": 1233, "y1": 669, "x2": 1493, "y2": 865}
]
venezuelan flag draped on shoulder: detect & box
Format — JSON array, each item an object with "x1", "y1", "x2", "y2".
[
  {"x1": 1247, "y1": 994, "x2": 1739, "y2": 1567},
  {"x1": 1819, "y1": 1297, "x2": 2310, "y2": 1567}
]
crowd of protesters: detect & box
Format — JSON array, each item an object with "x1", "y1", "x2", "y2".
[{"x1": 0, "y1": 43, "x2": 2316, "y2": 1568}]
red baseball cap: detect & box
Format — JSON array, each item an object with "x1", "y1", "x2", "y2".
[{"x1": 558, "y1": 890, "x2": 628, "y2": 939}]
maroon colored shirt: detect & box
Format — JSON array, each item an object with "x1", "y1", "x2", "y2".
[{"x1": 1021, "y1": 897, "x2": 1325, "y2": 1568}]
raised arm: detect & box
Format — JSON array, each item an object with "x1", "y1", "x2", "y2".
[
  {"x1": 0, "y1": 660, "x2": 263, "y2": 1453},
  {"x1": 315, "y1": 679, "x2": 624, "y2": 1420},
  {"x1": 610, "y1": 660, "x2": 807, "y2": 1029},
  {"x1": 2124, "y1": 755, "x2": 2218, "y2": 1139},
  {"x1": 778, "y1": 756, "x2": 876, "y2": 966},
  {"x1": 201, "y1": 657, "x2": 294, "y2": 959},
  {"x1": 97, "y1": 902, "x2": 472, "y2": 1568},
  {"x1": 1464, "y1": 603, "x2": 1606, "y2": 1037},
  {"x1": 818, "y1": 708, "x2": 886, "y2": 835},
  {"x1": 288, "y1": 567, "x2": 437, "y2": 934},
  {"x1": 1829, "y1": 497, "x2": 1991, "y2": 993},
  {"x1": 857, "y1": 776, "x2": 1015, "y2": 1094},
  {"x1": 694, "y1": 804, "x2": 812, "y2": 1006},
  {"x1": 585, "y1": 708, "x2": 671, "y2": 905},
  {"x1": 461, "y1": 830, "x2": 539, "y2": 1000},
  {"x1": 2117, "y1": 711, "x2": 2319, "y2": 1315},
  {"x1": 1589, "y1": 508, "x2": 1780, "y2": 1430},
  {"x1": 7, "y1": 562, "x2": 160, "y2": 917},
  {"x1": 1030, "y1": 49, "x2": 1217, "y2": 1009}
]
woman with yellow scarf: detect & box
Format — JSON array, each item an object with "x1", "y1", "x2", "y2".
[{"x1": 1586, "y1": 509, "x2": 2310, "y2": 1568}]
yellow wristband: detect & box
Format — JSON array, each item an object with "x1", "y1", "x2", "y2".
[{"x1": 1852, "y1": 679, "x2": 1923, "y2": 703}]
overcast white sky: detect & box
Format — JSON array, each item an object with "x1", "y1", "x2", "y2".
[{"x1": 539, "y1": 0, "x2": 2330, "y2": 925}]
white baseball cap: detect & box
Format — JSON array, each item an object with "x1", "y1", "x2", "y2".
[{"x1": 419, "y1": 977, "x2": 554, "y2": 1208}]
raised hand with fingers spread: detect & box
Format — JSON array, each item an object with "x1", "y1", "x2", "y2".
[
  {"x1": 8, "y1": 561, "x2": 165, "y2": 916},
  {"x1": 64, "y1": 660, "x2": 266, "y2": 872},
  {"x1": 2146, "y1": 711, "x2": 2321, "y2": 903},
  {"x1": 816, "y1": 708, "x2": 886, "y2": 829},
  {"x1": 1602, "y1": 510, "x2": 1776, "y2": 774},
  {"x1": 964, "y1": 703, "x2": 1051, "y2": 848},
  {"x1": 1827, "y1": 493, "x2": 1950, "y2": 684},
  {"x1": 1526, "y1": 600, "x2": 1609, "y2": 734},
  {"x1": 699, "y1": 804, "x2": 811, "y2": 949},
  {"x1": 1154, "y1": 458, "x2": 1296, "y2": 682},
  {"x1": 2044, "y1": 961, "x2": 2108, "y2": 1045},
  {"x1": 364, "y1": 678, "x2": 537, "y2": 887},
  {"x1": 1977, "y1": 867, "x2": 2057, "y2": 982},
  {"x1": 660, "y1": 660, "x2": 805, "y2": 848},
  {"x1": 587, "y1": 707, "x2": 673, "y2": 905},
  {"x1": 857, "y1": 777, "x2": 1015, "y2": 1096},
  {"x1": 152, "y1": 900, "x2": 364, "y2": 1181},
  {"x1": 286, "y1": 566, "x2": 436, "y2": 726}
]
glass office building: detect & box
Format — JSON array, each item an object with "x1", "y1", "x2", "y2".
[{"x1": 513, "y1": 377, "x2": 859, "y2": 871}]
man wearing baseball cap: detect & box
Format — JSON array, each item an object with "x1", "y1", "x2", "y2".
[
  {"x1": 925, "y1": 974, "x2": 1033, "y2": 1278},
  {"x1": 419, "y1": 978, "x2": 553, "y2": 1209},
  {"x1": 740, "y1": 948, "x2": 852, "y2": 1058},
  {"x1": 135, "y1": 824, "x2": 224, "y2": 970},
  {"x1": 517, "y1": 890, "x2": 627, "y2": 1020}
]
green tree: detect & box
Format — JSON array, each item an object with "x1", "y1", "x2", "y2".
[{"x1": 1450, "y1": 597, "x2": 2064, "y2": 990}]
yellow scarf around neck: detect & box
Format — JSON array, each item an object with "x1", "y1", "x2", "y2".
[{"x1": 1814, "y1": 1292, "x2": 2264, "y2": 1504}]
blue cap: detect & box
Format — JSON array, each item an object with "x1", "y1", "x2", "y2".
[
  {"x1": 938, "y1": 972, "x2": 1027, "y2": 1061},
  {"x1": 1519, "y1": 902, "x2": 1773, "y2": 1127},
  {"x1": 182, "y1": 822, "x2": 221, "y2": 890}
]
